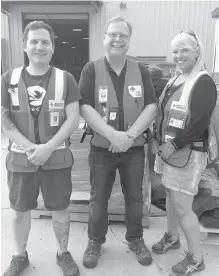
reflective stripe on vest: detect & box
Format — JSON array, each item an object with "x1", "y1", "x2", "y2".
[
  {"x1": 55, "y1": 68, "x2": 64, "y2": 101},
  {"x1": 7, "y1": 67, "x2": 73, "y2": 172},
  {"x1": 208, "y1": 94, "x2": 219, "y2": 162},
  {"x1": 179, "y1": 71, "x2": 208, "y2": 107},
  {"x1": 11, "y1": 67, "x2": 23, "y2": 85},
  {"x1": 92, "y1": 57, "x2": 146, "y2": 148},
  {"x1": 157, "y1": 71, "x2": 209, "y2": 143},
  {"x1": 156, "y1": 71, "x2": 217, "y2": 167}
]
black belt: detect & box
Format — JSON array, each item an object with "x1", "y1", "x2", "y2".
[{"x1": 191, "y1": 142, "x2": 206, "y2": 152}]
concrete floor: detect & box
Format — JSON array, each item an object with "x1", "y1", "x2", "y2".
[{"x1": 1, "y1": 137, "x2": 219, "y2": 276}]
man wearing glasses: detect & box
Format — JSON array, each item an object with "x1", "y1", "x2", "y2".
[{"x1": 79, "y1": 15, "x2": 157, "y2": 268}]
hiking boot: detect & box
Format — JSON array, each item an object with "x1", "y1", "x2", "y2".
[
  {"x1": 83, "y1": 240, "x2": 101, "y2": 268},
  {"x1": 152, "y1": 232, "x2": 180, "y2": 254},
  {"x1": 172, "y1": 252, "x2": 205, "y2": 276},
  {"x1": 128, "y1": 238, "x2": 152, "y2": 266},
  {"x1": 56, "y1": 251, "x2": 80, "y2": 276},
  {"x1": 3, "y1": 251, "x2": 29, "y2": 276}
]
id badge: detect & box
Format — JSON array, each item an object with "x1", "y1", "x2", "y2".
[
  {"x1": 109, "y1": 112, "x2": 116, "y2": 120},
  {"x1": 50, "y1": 112, "x2": 59, "y2": 126},
  {"x1": 168, "y1": 101, "x2": 188, "y2": 129},
  {"x1": 107, "y1": 107, "x2": 117, "y2": 126},
  {"x1": 170, "y1": 101, "x2": 187, "y2": 112},
  {"x1": 8, "y1": 87, "x2": 20, "y2": 109},
  {"x1": 99, "y1": 87, "x2": 108, "y2": 103},
  {"x1": 169, "y1": 117, "x2": 184, "y2": 129}
]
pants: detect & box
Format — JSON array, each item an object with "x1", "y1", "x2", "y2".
[{"x1": 88, "y1": 145, "x2": 145, "y2": 243}]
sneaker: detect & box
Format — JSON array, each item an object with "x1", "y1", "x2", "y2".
[
  {"x1": 172, "y1": 252, "x2": 205, "y2": 276},
  {"x1": 3, "y1": 251, "x2": 29, "y2": 276},
  {"x1": 152, "y1": 232, "x2": 180, "y2": 254},
  {"x1": 56, "y1": 251, "x2": 80, "y2": 276},
  {"x1": 83, "y1": 240, "x2": 101, "y2": 268},
  {"x1": 128, "y1": 238, "x2": 152, "y2": 266}
]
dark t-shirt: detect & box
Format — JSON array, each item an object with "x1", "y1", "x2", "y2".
[
  {"x1": 79, "y1": 57, "x2": 157, "y2": 131},
  {"x1": 1, "y1": 66, "x2": 81, "y2": 142},
  {"x1": 161, "y1": 75, "x2": 217, "y2": 149},
  {"x1": 2, "y1": 67, "x2": 80, "y2": 117}
]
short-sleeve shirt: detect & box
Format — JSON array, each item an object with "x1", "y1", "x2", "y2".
[
  {"x1": 1, "y1": 66, "x2": 81, "y2": 142},
  {"x1": 79, "y1": 57, "x2": 157, "y2": 131}
]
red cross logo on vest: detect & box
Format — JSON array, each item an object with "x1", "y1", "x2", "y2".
[{"x1": 128, "y1": 85, "x2": 142, "y2": 98}]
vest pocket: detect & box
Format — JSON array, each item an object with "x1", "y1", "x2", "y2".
[
  {"x1": 164, "y1": 146, "x2": 192, "y2": 168},
  {"x1": 45, "y1": 149, "x2": 65, "y2": 165},
  {"x1": 43, "y1": 148, "x2": 73, "y2": 166},
  {"x1": 7, "y1": 152, "x2": 36, "y2": 168}
]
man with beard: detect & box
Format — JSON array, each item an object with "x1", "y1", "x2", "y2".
[
  {"x1": 79, "y1": 16, "x2": 157, "y2": 268},
  {"x1": 1, "y1": 21, "x2": 80, "y2": 276}
]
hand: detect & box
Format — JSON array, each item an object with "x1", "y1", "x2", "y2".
[
  {"x1": 26, "y1": 144, "x2": 54, "y2": 166},
  {"x1": 108, "y1": 145, "x2": 120, "y2": 153},
  {"x1": 158, "y1": 141, "x2": 176, "y2": 160},
  {"x1": 25, "y1": 143, "x2": 37, "y2": 157},
  {"x1": 109, "y1": 144, "x2": 131, "y2": 153},
  {"x1": 108, "y1": 131, "x2": 134, "y2": 152}
]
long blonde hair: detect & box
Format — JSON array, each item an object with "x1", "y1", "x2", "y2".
[{"x1": 170, "y1": 31, "x2": 208, "y2": 106}]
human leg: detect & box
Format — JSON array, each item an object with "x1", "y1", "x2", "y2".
[
  {"x1": 3, "y1": 171, "x2": 39, "y2": 276},
  {"x1": 83, "y1": 146, "x2": 116, "y2": 268},
  {"x1": 170, "y1": 190, "x2": 205, "y2": 275},
  {"x1": 87, "y1": 146, "x2": 116, "y2": 243},
  {"x1": 166, "y1": 189, "x2": 180, "y2": 238},
  {"x1": 170, "y1": 190, "x2": 202, "y2": 260},
  {"x1": 119, "y1": 146, "x2": 145, "y2": 241},
  {"x1": 119, "y1": 146, "x2": 152, "y2": 266},
  {"x1": 152, "y1": 189, "x2": 180, "y2": 254},
  {"x1": 42, "y1": 167, "x2": 79, "y2": 276}
]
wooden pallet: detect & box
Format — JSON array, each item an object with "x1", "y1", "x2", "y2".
[
  {"x1": 31, "y1": 189, "x2": 166, "y2": 228},
  {"x1": 31, "y1": 208, "x2": 151, "y2": 228}
]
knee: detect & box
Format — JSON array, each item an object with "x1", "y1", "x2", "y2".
[
  {"x1": 52, "y1": 208, "x2": 69, "y2": 222},
  {"x1": 174, "y1": 204, "x2": 191, "y2": 218},
  {"x1": 90, "y1": 191, "x2": 108, "y2": 207},
  {"x1": 13, "y1": 210, "x2": 30, "y2": 223}
]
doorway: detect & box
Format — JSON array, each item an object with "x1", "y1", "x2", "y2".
[{"x1": 23, "y1": 15, "x2": 89, "y2": 82}]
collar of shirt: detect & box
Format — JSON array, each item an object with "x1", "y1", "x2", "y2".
[{"x1": 104, "y1": 56, "x2": 127, "y2": 77}]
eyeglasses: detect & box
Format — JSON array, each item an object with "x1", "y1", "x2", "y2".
[
  {"x1": 180, "y1": 30, "x2": 197, "y2": 41},
  {"x1": 106, "y1": 32, "x2": 130, "y2": 40}
]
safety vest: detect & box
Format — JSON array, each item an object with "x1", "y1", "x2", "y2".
[
  {"x1": 91, "y1": 58, "x2": 146, "y2": 148},
  {"x1": 6, "y1": 66, "x2": 73, "y2": 172},
  {"x1": 208, "y1": 93, "x2": 219, "y2": 164},
  {"x1": 156, "y1": 71, "x2": 217, "y2": 167}
]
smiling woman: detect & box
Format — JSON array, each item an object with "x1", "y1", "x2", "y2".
[
  {"x1": 171, "y1": 32, "x2": 202, "y2": 76},
  {"x1": 152, "y1": 31, "x2": 217, "y2": 276}
]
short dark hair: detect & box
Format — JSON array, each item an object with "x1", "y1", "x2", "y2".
[
  {"x1": 104, "y1": 15, "x2": 132, "y2": 37},
  {"x1": 23, "y1": 21, "x2": 55, "y2": 47}
]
